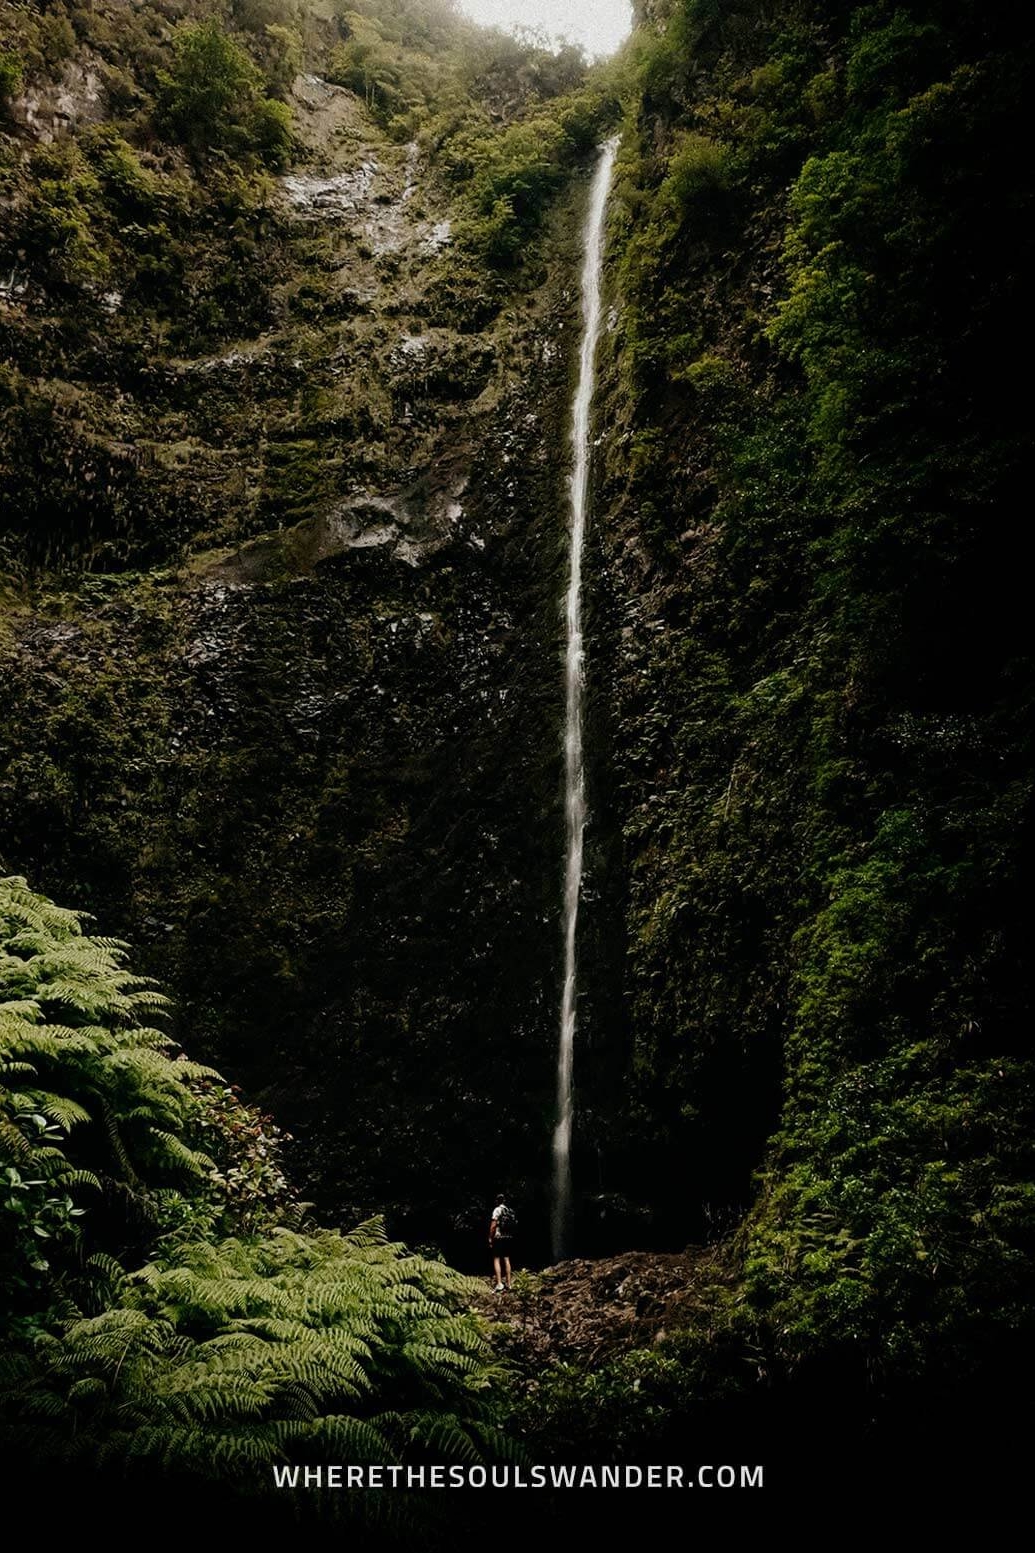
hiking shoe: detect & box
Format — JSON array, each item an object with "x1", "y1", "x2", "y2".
[{"x1": 494, "y1": 1283, "x2": 505, "y2": 1293}]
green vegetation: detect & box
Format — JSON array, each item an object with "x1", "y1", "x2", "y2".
[
  {"x1": 157, "y1": 18, "x2": 293, "y2": 164},
  {"x1": 0, "y1": 0, "x2": 588, "y2": 1294},
  {"x1": 583, "y1": 0, "x2": 1035, "y2": 1433},
  {"x1": 0, "y1": 47, "x2": 23, "y2": 105},
  {"x1": 0, "y1": 876, "x2": 501, "y2": 1511},
  {"x1": 448, "y1": 88, "x2": 612, "y2": 263},
  {"x1": 321, "y1": 0, "x2": 588, "y2": 134},
  {"x1": 0, "y1": 0, "x2": 605, "y2": 578},
  {"x1": 0, "y1": 0, "x2": 1032, "y2": 1507}
]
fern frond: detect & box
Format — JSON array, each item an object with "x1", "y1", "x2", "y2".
[
  {"x1": 147, "y1": 1131, "x2": 214, "y2": 1177},
  {"x1": 403, "y1": 1410, "x2": 484, "y2": 1463},
  {"x1": 19, "y1": 1091, "x2": 92, "y2": 1130},
  {"x1": 304, "y1": 1413, "x2": 395, "y2": 1463}
]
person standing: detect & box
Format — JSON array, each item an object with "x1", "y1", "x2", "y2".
[{"x1": 489, "y1": 1195, "x2": 516, "y2": 1292}]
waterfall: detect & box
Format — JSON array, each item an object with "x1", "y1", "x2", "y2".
[{"x1": 551, "y1": 137, "x2": 619, "y2": 1263}]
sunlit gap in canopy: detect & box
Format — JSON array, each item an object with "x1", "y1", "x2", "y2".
[{"x1": 457, "y1": 1, "x2": 634, "y2": 59}]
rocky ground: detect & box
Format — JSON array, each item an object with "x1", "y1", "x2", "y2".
[{"x1": 473, "y1": 1247, "x2": 735, "y2": 1370}]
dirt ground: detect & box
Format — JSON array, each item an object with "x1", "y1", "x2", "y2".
[{"x1": 472, "y1": 1247, "x2": 734, "y2": 1369}]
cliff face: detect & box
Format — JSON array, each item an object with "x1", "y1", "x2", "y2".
[
  {"x1": 583, "y1": 0, "x2": 1034, "y2": 1389},
  {"x1": 2, "y1": 0, "x2": 1033, "y2": 1425},
  {"x1": 0, "y1": 0, "x2": 602, "y2": 1255}
]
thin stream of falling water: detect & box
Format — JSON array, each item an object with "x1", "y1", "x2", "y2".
[{"x1": 551, "y1": 137, "x2": 619, "y2": 1262}]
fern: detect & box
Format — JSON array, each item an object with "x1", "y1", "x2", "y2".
[
  {"x1": 1, "y1": 875, "x2": 508, "y2": 1516},
  {"x1": 1, "y1": 875, "x2": 300, "y2": 1308},
  {"x1": 2, "y1": 1223, "x2": 502, "y2": 1501}
]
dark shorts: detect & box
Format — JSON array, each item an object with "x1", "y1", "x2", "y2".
[{"x1": 492, "y1": 1239, "x2": 512, "y2": 1262}]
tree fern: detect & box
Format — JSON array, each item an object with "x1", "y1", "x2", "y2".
[{"x1": 1, "y1": 874, "x2": 297, "y2": 1315}]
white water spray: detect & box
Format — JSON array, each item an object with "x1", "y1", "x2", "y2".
[{"x1": 551, "y1": 137, "x2": 619, "y2": 1262}]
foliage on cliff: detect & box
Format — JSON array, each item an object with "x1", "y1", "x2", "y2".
[
  {"x1": 0, "y1": 0, "x2": 602, "y2": 1260},
  {"x1": 1, "y1": 0, "x2": 1032, "y2": 1496},
  {"x1": 581, "y1": 0, "x2": 1034, "y2": 1418},
  {"x1": 0, "y1": 0, "x2": 608, "y2": 579}
]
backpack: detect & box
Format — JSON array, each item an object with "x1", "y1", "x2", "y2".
[{"x1": 496, "y1": 1205, "x2": 517, "y2": 1238}]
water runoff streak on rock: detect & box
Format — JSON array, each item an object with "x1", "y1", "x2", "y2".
[{"x1": 552, "y1": 137, "x2": 619, "y2": 1262}]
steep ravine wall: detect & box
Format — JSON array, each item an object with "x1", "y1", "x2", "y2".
[
  {"x1": 0, "y1": 27, "x2": 601, "y2": 1259},
  {"x1": 577, "y1": 0, "x2": 1035, "y2": 1412}
]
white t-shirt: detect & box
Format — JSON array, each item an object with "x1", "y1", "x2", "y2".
[{"x1": 492, "y1": 1203, "x2": 509, "y2": 1227}]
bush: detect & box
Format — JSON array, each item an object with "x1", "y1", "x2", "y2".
[
  {"x1": 0, "y1": 49, "x2": 23, "y2": 107},
  {"x1": 451, "y1": 92, "x2": 616, "y2": 266},
  {"x1": 19, "y1": 156, "x2": 110, "y2": 289},
  {"x1": 660, "y1": 131, "x2": 731, "y2": 207},
  {"x1": 157, "y1": 19, "x2": 292, "y2": 164},
  {"x1": 0, "y1": 874, "x2": 248, "y2": 1322}
]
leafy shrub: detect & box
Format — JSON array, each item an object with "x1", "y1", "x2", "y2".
[
  {"x1": 16, "y1": 143, "x2": 110, "y2": 289},
  {"x1": 157, "y1": 19, "x2": 292, "y2": 165},
  {"x1": 0, "y1": 49, "x2": 23, "y2": 107},
  {"x1": 660, "y1": 131, "x2": 731, "y2": 209},
  {"x1": 262, "y1": 21, "x2": 303, "y2": 97},
  {"x1": 451, "y1": 92, "x2": 615, "y2": 265},
  {"x1": 37, "y1": 11, "x2": 76, "y2": 70},
  {"x1": 508, "y1": 1326, "x2": 745, "y2": 1460},
  {"x1": 191, "y1": 1078, "x2": 295, "y2": 1234}
]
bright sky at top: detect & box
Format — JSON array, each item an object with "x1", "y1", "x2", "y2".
[{"x1": 457, "y1": 1, "x2": 634, "y2": 58}]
